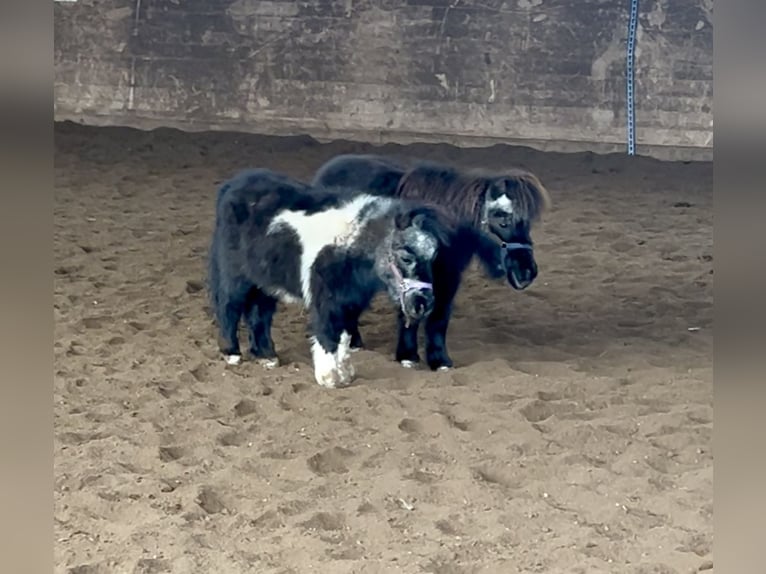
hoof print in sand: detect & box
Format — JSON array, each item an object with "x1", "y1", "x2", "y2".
[
  {"x1": 196, "y1": 486, "x2": 228, "y2": 515},
  {"x1": 67, "y1": 565, "x2": 109, "y2": 574},
  {"x1": 398, "y1": 418, "x2": 424, "y2": 434},
  {"x1": 134, "y1": 558, "x2": 171, "y2": 574},
  {"x1": 217, "y1": 431, "x2": 249, "y2": 447},
  {"x1": 233, "y1": 399, "x2": 258, "y2": 417},
  {"x1": 300, "y1": 511, "x2": 346, "y2": 532},
  {"x1": 307, "y1": 446, "x2": 354, "y2": 475},
  {"x1": 158, "y1": 445, "x2": 186, "y2": 463}
]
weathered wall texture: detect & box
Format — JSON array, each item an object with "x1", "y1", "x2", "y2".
[{"x1": 54, "y1": 0, "x2": 713, "y2": 160}]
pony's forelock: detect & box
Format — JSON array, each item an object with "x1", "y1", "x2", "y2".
[
  {"x1": 397, "y1": 162, "x2": 550, "y2": 228},
  {"x1": 500, "y1": 169, "x2": 552, "y2": 222}
]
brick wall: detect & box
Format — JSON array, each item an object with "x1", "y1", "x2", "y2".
[{"x1": 53, "y1": 0, "x2": 713, "y2": 161}]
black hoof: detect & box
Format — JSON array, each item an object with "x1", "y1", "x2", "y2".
[
  {"x1": 427, "y1": 352, "x2": 453, "y2": 372},
  {"x1": 350, "y1": 332, "x2": 364, "y2": 349},
  {"x1": 396, "y1": 349, "x2": 420, "y2": 365}
]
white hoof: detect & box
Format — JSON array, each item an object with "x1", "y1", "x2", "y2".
[
  {"x1": 315, "y1": 369, "x2": 341, "y2": 388},
  {"x1": 257, "y1": 357, "x2": 280, "y2": 369},
  {"x1": 400, "y1": 360, "x2": 416, "y2": 369},
  {"x1": 437, "y1": 365, "x2": 451, "y2": 372},
  {"x1": 311, "y1": 337, "x2": 347, "y2": 389},
  {"x1": 341, "y1": 360, "x2": 356, "y2": 380},
  {"x1": 337, "y1": 331, "x2": 356, "y2": 382},
  {"x1": 350, "y1": 347, "x2": 362, "y2": 353},
  {"x1": 225, "y1": 354, "x2": 242, "y2": 366}
]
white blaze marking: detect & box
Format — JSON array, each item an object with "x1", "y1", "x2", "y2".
[
  {"x1": 486, "y1": 194, "x2": 513, "y2": 212},
  {"x1": 267, "y1": 195, "x2": 391, "y2": 307},
  {"x1": 482, "y1": 194, "x2": 514, "y2": 227}
]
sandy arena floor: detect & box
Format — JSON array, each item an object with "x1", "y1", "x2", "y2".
[{"x1": 54, "y1": 121, "x2": 713, "y2": 574}]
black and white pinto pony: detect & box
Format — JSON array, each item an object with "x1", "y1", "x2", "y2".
[
  {"x1": 206, "y1": 168, "x2": 459, "y2": 388},
  {"x1": 312, "y1": 153, "x2": 551, "y2": 371}
]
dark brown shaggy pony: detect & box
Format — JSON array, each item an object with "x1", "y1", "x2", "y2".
[{"x1": 312, "y1": 153, "x2": 551, "y2": 371}]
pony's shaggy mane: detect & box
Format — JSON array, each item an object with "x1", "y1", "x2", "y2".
[{"x1": 395, "y1": 163, "x2": 551, "y2": 228}]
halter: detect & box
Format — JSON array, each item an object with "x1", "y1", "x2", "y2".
[
  {"x1": 503, "y1": 242, "x2": 533, "y2": 252},
  {"x1": 388, "y1": 260, "x2": 433, "y2": 320}
]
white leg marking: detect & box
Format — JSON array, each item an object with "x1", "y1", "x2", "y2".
[
  {"x1": 257, "y1": 357, "x2": 280, "y2": 369},
  {"x1": 225, "y1": 354, "x2": 242, "y2": 365},
  {"x1": 311, "y1": 337, "x2": 341, "y2": 388},
  {"x1": 400, "y1": 360, "x2": 416, "y2": 369},
  {"x1": 337, "y1": 330, "x2": 356, "y2": 383}
]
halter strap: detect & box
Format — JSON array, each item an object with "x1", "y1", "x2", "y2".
[
  {"x1": 503, "y1": 242, "x2": 533, "y2": 251},
  {"x1": 388, "y1": 261, "x2": 433, "y2": 315}
]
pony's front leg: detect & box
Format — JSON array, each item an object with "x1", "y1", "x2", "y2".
[
  {"x1": 310, "y1": 318, "x2": 356, "y2": 389},
  {"x1": 424, "y1": 258, "x2": 461, "y2": 371},
  {"x1": 347, "y1": 320, "x2": 365, "y2": 352},
  {"x1": 424, "y1": 302, "x2": 455, "y2": 371},
  {"x1": 395, "y1": 309, "x2": 421, "y2": 368}
]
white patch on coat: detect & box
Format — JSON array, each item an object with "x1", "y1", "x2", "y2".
[
  {"x1": 267, "y1": 287, "x2": 302, "y2": 305},
  {"x1": 401, "y1": 227, "x2": 438, "y2": 259},
  {"x1": 267, "y1": 195, "x2": 389, "y2": 307}
]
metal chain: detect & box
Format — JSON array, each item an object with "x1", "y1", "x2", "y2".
[{"x1": 626, "y1": 0, "x2": 639, "y2": 155}]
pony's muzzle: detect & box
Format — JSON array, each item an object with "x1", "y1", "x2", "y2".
[
  {"x1": 402, "y1": 287, "x2": 435, "y2": 321},
  {"x1": 504, "y1": 244, "x2": 537, "y2": 290}
]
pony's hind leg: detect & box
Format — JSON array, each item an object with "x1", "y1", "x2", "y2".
[
  {"x1": 215, "y1": 297, "x2": 244, "y2": 365},
  {"x1": 348, "y1": 320, "x2": 364, "y2": 351},
  {"x1": 243, "y1": 288, "x2": 279, "y2": 369},
  {"x1": 395, "y1": 310, "x2": 421, "y2": 368}
]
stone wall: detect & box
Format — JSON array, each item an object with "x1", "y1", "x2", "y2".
[{"x1": 53, "y1": 0, "x2": 713, "y2": 161}]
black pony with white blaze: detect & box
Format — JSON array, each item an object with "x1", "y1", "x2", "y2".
[
  {"x1": 207, "y1": 168, "x2": 455, "y2": 388},
  {"x1": 312, "y1": 153, "x2": 551, "y2": 371}
]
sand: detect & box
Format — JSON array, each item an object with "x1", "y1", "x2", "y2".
[{"x1": 53, "y1": 121, "x2": 713, "y2": 574}]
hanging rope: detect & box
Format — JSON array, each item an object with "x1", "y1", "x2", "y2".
[{"x1": 626, "y1": 0, "x2": 639, "y2": 155}]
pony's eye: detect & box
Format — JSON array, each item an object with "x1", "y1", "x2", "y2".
[{"x1": 399, "y1": 254, "x2": 415, "y2": 266}]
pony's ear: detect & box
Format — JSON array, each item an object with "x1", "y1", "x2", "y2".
[
  {"x1": 394, "y1": 210, "x2": 413, "y2": 230},
  {"x1": 411, "y1": 211, "x2": 429, "y2": 230}
]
